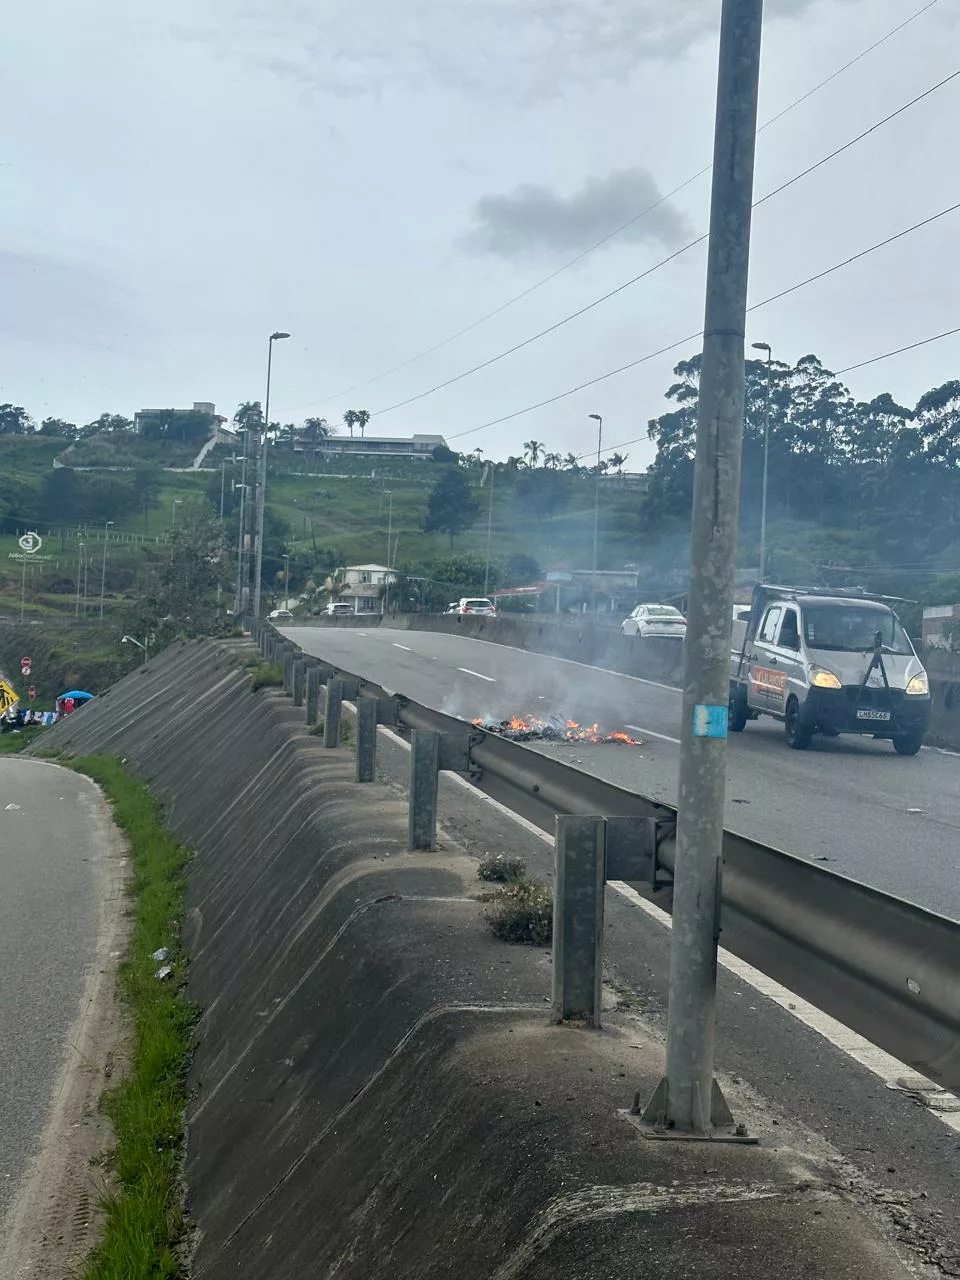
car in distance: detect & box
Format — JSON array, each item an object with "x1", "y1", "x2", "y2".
[
  {"x1": 620, "y1": 604, "x2": 686, "y2": 638},
  {"x1": 268, "y1": 608, "x2": 294, "y2": 621},
  {"x1": 325, "y1": 601, "x2": 354, "y2": 617},
  {"x1": 458, "y1": 597, "x2": 496, "y2": 616}
]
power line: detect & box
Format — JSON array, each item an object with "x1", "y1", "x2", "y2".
[
  {"x1": 834, "y1": 326, "x2": 960, "y2": 375},
  {"x1": 289, "y1": 0, "x2": 942, "y2": 412},
  {"x1": 368, "y1": 69, "x2": 958, "y2": 420},
  {"x1": 446, "y1": 198, "x2": 960, "y2": 445}
]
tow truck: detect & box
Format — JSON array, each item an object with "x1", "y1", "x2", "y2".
[{"x1": 729, "y1": 585, "x2": 931, "y2": 755}]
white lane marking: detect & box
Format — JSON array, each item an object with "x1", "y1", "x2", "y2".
[
  {"x1": 626, "y1": 723, "x2": 681, "y2": 746},
  {"x1": 457, "y1": 667, "x2": 496, "y2": 682},
  {"x1": 608, "y1": 881, "x2": 960, "y2": 1136},
  {"x1": 392, "y1": 643, "x2": 412, "y2": 651}
]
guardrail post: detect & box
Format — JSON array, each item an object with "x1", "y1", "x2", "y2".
[
  {"x1": 323, "y1": 678, "x2": 343, "y2": 748},
  {"x1": 409, "y1": 729, "x2": 440, "y2": 850},
  {"x1": 355, "y1": 697, "x2": 377, "y2": 782},
  {"x1": 552, "y1": 815, "x2": 605, "y2": 1028},
  {"x1": 292, "y1": 659, "x2": 305, "y2": 707},
  {"x1": 305, "y1": 666, "x2": 320, "y2": 726},
  {"x1": 283, "y1": 651, "x2": 294, "y2": 694}
]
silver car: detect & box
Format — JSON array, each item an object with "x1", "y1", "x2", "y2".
[{"x1": 730, "y1": 588, "x2": 930, "y2": 754}]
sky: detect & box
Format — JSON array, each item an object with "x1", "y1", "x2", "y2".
[{"x1": 2, "y1": 0, "x2": 958, "y2": 471}]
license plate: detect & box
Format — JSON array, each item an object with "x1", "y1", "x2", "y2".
[{"x1": 856, "y1": 708, "x2": 891, "y2": 722}]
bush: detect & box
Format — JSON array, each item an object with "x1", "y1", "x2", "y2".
[
  {"x1": 485, "y1": 877, "x2": 553, "y2": 946},
  {"x1": 477, "y1": 854, "x2": 527, "y2": 883},
  {"x1": 250, "y1": 662, "x2": 283, "y2": 690}
]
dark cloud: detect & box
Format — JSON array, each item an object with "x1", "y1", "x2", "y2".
[{"x1": 465, "y1": 169, "x2": 693, "y2": 260}]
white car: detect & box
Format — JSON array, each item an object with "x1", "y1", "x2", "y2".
[
  {"x1": 621, "y1": 604, "x2": 686, "y2": 638},
  {"x1": 325, "y1": 601, "x2": 354, "y2": 617},
  {"x1": 458, "y1": 597, "x2": 496, "y2": 617},
  {"x1": 268, "y1": 609, "x2": 294, "y2": 621}
]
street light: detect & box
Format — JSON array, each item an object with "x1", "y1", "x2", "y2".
[
  {"x1": 99, "y1": 520, "x2": 115, "y2": 621},
  {"x1": 588, "y1": 413, "x2": 603, "y2": 612},
  {"x1": 122, "y1": 634, "x2": 149, "y2": 664},
  {"x1": 751, "y1": 341, "x2": 772, "y2": 582},
  {"x1": 253, "y1": 331, "x2": 291, "y2": 618}
]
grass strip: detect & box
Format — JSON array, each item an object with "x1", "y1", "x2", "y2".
[{"x1": 67, "y1": 756, "x2": 195, "y2": 1280}]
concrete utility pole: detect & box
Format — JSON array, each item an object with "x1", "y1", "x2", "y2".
[
  {"x1": 483, "y1": 463, "x2": 495, "y2": 596},
  {"x1": 253, "y1": 331, "x2": 290, "y2": 618},
  {"x1": 642, "y1": 0, "x2": 764, "y2": 1135},
  {"x1": 98, "y1": 519, "x2": 114, "y2": 621}
]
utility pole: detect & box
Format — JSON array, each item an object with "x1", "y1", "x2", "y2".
[
  {"x1": 75, "y1": 540, "x2": 84, "y2": 617},
  {"x1": 99, "y1": 520, "x2": 114, "y2": 621},
  {"x1": 752, "y1": 341, "x2": 772, "y2": 581},
  {"x1": 235, "y1": 426, "x2": 252, "y2": 616},
  {"x1": 642, "y1": 0, "x2": 764, "y2": 1136}
]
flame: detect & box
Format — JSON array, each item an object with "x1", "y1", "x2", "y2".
[{"x1": 471, "y1": 714, "x2": 642, "y2": 746}]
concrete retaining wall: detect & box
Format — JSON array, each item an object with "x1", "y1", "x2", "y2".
[{"x1": 38, "y1": 639, "x2": 921, "y2": 1278}]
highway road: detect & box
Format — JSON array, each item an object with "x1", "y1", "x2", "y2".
[
  {"x1": 0, "y1": 759, "x2": 109, "y2": 1236},
  {"x1": 283, "y1": 625, "x2": 960, "y2": 921}
]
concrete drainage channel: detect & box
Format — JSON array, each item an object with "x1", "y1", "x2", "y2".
[
  {"x1": 37, "y1": 633, "x2": 958, "y2": 1278},
  {"x1": 257, "y1": 620, "x2": 960, "y2": 1096}
]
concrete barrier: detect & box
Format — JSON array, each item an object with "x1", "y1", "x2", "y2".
[{"x1": 37, "y1": 639, "x2": 928, "y2": 1278}]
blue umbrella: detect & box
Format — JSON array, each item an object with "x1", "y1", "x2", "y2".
[{"x1": 58, "y1": 690, "x2": 94, "y2": 701}]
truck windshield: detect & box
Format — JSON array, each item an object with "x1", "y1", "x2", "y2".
[{"x1": 802, "y1": 605, "x2": 912, "y2": 655}]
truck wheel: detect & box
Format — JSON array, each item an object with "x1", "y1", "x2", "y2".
[
  {"x1": 729, "y1": 690, "x2": 748, "y2": 733},
  {"x1": 784, "y1": 697, "x2": 812, "y2": 750},
  {"x1": 892, "y1": 731, "x2": 923, "y2": 756}
]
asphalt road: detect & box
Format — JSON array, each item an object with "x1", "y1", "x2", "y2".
[
  {"x1": 283, "y1": 625, "x2": 960, "y2": 920},
  {"x1": 0, "y1": 759, "x2": 104, "y2": 1227}
]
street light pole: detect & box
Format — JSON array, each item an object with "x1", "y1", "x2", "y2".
[
  {"x1": 752, "y1": 341, "x2": 772, "y2": 582},
  {"x1": 589, "y1": 413, "x2": 603, "y2": 613},
  {"x1": 641, "y1": 0, "x2": 764, "y2": 1136},
  {"x1": 384, "y1": 490, "x2": 393, "y2": 614},
  {"x1": 483, "y1": 463, "x2": 495, "y2": 596},
  {"x1": 253, "y1": 331, "x2": 290, "y2": 618},
  {"x1": 99, "y1": 520, "x2": 115, "y2": 621}
]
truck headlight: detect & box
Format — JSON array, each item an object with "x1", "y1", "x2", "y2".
[
  {"x1": 906, "y1": 673, "x2": 929, "y2": 696},
  {"x1": 810, "y1": 667, "x2": 842, "y2": 689}
]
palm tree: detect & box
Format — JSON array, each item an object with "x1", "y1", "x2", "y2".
[
  {"x1": 303, "y1": 416, "x2": 330, "y2": 442},
  {"x1": 322, "y1": 568, "x2": 348, "y2": 600},
  {"x1": 543, "y1": 451, "x2": 562, "y2": 470},
  {"x1": 523, "y1": 440, "x2": 544, "y2": 467},
  {"x1": 609, "y1": 451, "x2": 628, "y2": 474},
  {"x1": 343, "y1": 410, "x2": 357, "y2": 437},
  {"x1": 234, "y1": 401, "x2": 262, "y2": 429},
  {"x1": 356, "y1": 409, "x2": 370, "y2": 438},
  {"x1": 563, "y1": 452, "x2": 580, "y2": 472}
]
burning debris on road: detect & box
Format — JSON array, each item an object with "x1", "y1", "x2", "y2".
[{"x1": 472, "y1": 714, "x2": 642, "y2": 746}]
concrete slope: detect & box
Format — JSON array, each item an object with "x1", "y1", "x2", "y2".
[{"x1": 41, "y1": 640, "x2": 923, "y2": 1279}]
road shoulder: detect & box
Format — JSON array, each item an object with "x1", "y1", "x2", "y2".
[{"x1": 0, "y1": 765, "x2": 130, "y2": 1280}]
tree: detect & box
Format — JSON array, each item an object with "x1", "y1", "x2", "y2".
[
  {"x1": 234, "y1": 402, "x2": 262, "y2": 431},
  {"x1": 343, "y1": 408, "x2": 370, "y2": 438},
  {"x1": 523, "y1": 439, "x2": 544, "y2": 467},
  {"x1": 609, "y1": 452, "x2": 628, "y2": 474},
  {"x1": 562, "y1": 452, "x2": 581, "y2": 472},
  {"x1": 302, "y1": 417, "x2": 332, "y2": 442},
  {"x1": 356, "y1": 409, "x2": 370, "y2": 438},
  {"x1": 430, "y1": 444, "x2": 459, "y2": 464},
  {"x1": 38, "y1": 417, "x2": 75, "y2": 437},
  {"x1": 0, "y1": 404, "x2": 34, "y2": 435},
  {"x1": 543, "y1": 451, "x2": 562, "y2": 470},
  {"x1": 83, "y1": 412, "x2": 133, "y2": 436},
  {"x1": 137, "y1": 408, "x2": 212, "y2": 447},
  {"x1": 423, "y1": 467, "x2": 480, "y2": 547}
]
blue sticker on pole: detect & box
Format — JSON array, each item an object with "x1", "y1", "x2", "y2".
[{"x1": 692, "y1": 704, "x2": 728, "y2": 738}]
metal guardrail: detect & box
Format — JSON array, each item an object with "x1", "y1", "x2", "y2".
[{"x1": 253, "y1": 618, "x2": 960, "y2": 1094}]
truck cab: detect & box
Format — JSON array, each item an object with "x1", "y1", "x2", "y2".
[{"x1": 729, "y1": 586, "x2": 930, "y2": 754}]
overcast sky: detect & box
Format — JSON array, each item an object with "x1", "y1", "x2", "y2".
[{"x1": 3, "y1": 0, "x2": 957, "y2": 469}]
